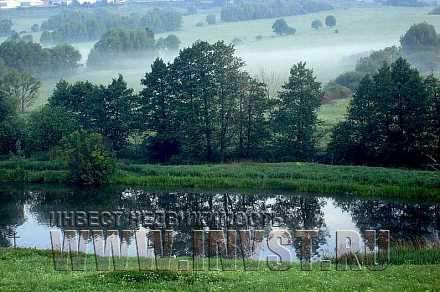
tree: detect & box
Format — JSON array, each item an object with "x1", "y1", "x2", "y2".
[
  {"x1": 141, "y1": 58, "x2": 180, "y2": 162},
  {"x1": 0, "y1": 70, "x2": 40, "y2": 113},
  {"x1": 273, "y1": 62, "x2": 322, "y2": 161},
  {"x1": 49, "y1": 76, "x2": 137, "y2": 151},
  {"x1": 0, "y1": 88, "x2": 20, "y2": 155},
  {"x1": 61, "y1": 130, "x2": 115, "y2": 185},
  {"x1": 220, "y1": 1, "x2": 333, "y2": 22},
  {"x1": 311, "y1": 19, "x2": 323, "y2": 30},
  {"x1": 0, "y1": 40, "x2": 81, "y2": 78},
  {"x1": 424, "y1": 75, "x2": 440, "y2": 166},
  {"x1": 156, "y1": 34, "x2": 180, "y2": 51},
  {"x1": 87, "y1": 29, "x2": 156, "y2": 68},
  {"x1": 236, "y1": 73, "x2": 272, "y2": 159},
  {"x1": 0, "y1": 19, "x2": 12, "y2": 37},
  {"x1": 30, "y1": 24, "x2": 39, "y2": 33},
  {"x1": 272, "y1": 19, "x2": 296, "y2": 35},
  {"x1": 325, "y1": 15, "x2": 336, "y2": 28},
  {"x1": 329, "y1": 58, "x2": 432, "y2": 167},
  {"x1": 400, "y1": 22, "x2": 439, "y2": 54},
  {"x1": 206, "y1": 14, "x2": 216, "y2": 25},
  {"x1": 25, "y1": 105, "x2": 78, "y2": 153},
  {"x1": 170, "y1": 41, "x2": 245, "y2": 161}
]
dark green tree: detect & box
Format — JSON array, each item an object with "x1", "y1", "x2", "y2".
[
  {"x1": 329, "y1": 58, "x2": 432, "y2": 166},
  {"x1": 141, "y1": 58, "x2": 180, "y2": 162},
  {"x1": 272, "y1": 19, "x2": 296, "y2": 35},
  {"x1": 400, "y1": 22, "x2": 439, "y2": 54},
  {"x1": 273, "y1": 62, "x2": 322, "y2": 161},
  {"x1": 236, "y1": 73, "x2": 272, "y2": 159},
  {"x1": 25, "y1": 105, "x2": 78, "y2": 153},
  {"x1": 49, "y1": 76, "x2": 137, "y2": 151},
  {"x1": 325, "y1": 15, "x2": 336, "y2": 28},
  {"x1": 424, "y1": 75, "x2": 440, "y2": 166}
]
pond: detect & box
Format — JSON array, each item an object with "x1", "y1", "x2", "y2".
[{"x1": 0, "y1": 185, "x2": 439, "y2": 261}]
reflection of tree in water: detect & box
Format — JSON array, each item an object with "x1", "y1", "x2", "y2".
[
  {"x1": 28, "y1": 187, "x2": 328, "y2": 257},
  {"x1": 334, "y1": 198, "x2": 440, "y2": 244},
  {"x1": 269, "y1": 196, "x2": 328, "y2": 258},
  {"x1": 0, "y1": 187, "x2": 27, "y2": 247}
]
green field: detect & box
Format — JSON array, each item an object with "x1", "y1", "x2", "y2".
[
  {"x1": 1, "y1": 248, "x2": 439, "y2": 291},
  {"x1": 1, "y1": 160, "x2": 438, "y2": 199}
]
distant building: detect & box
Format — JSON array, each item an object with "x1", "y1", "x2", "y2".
[
  {"x1": 19, "y1": 0, "x2": 45, "y2": 7},
  {"x1": 0, "y1": 0, "x2": 20, "y2": 9},
  {"x1": 73, "y1": 0, "x2": 96, "y2": 4}
]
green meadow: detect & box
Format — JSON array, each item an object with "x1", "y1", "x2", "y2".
[
  {"x1": 1, "y1": 248, "x2": 440, "y2": 291},
  {"x1": 1, "y1": 160, "x2": 438, "y2": 199}
]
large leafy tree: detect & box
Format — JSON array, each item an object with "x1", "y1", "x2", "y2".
[
  {"x1": 236, "y1": 73, "x2": 272, "y2": 159},
  {"x1": 25, "y1": 105, "x2": 78, "y2": 153},
  {"x1": 170, "y1": 41, "x2": 244, "y2": 161},
  {"x1": 140, "y1": 58, "x2": 180, "y2": 162},
  {"x1": 49, "y1": 75, "x2": 137, "y2": 151},
  {"x1": 0, "y1": 70, "x2": 40, "y2": 113},
  {"x1": 329, "y1": 58, "x2": 432, "y2": 167},
  {"x1": 424, "y1": 75, "x2": 440, "y2": 167},
  {"x1": 273, "y1": 62, "x2": 322, "y2": 161}
]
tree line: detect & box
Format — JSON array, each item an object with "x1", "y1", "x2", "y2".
[
  {"x1": 39, "y1": 9, "x2": 182, "y2": 44},
  {"x1": 220, "y1": 0, "x2": 333, "y2": 22},
  {"x1": 86, "y1": 28, "x2": 180, "y2": 68},
  {"x1": 0, "y1": 39, "x2": 81, "y2": 79},
  {"x1": 0, "y1": 40, "x2": 438, "y2": 170},
  {"x1": 333, "y1": 23, "x2": 440, "y2": 94}
]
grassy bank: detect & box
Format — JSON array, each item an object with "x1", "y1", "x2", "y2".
[
  {"x1": 0, "y1": 159, "x2": 439, "y2": 200},
  {"x1": 0, "y1": 248, "x2": 439, "y2": 291}
]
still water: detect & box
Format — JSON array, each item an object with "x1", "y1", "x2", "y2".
[{"x1": 0, "y1": 185, "x2": 439, "y2": 260}]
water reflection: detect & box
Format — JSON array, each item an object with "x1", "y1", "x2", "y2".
[{"x1": 0, "y1": 185, "x2": 439, "y2": 259}]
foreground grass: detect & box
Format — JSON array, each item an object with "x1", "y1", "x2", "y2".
[
  {"x1": 0, "y1": 159, "x2": 438, "y2": 200},
  {"x1": 0, "y1": 248, "x2": 439, "y2": 291}
]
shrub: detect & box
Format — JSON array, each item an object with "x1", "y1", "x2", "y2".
[
  {"x1": 325, "y1": 15, "x2": 336, "y2": 27},
  {"x1": 334, "y1": 71, "x2": 365, "y2": 91},
  {"x1": 322, "y1": 83, "x2": 351, "y2": 103},
  {"x1": 61, "y1": 130, "x2": 115, "y2": 185},
  {"x1": 311, "y1": 19, "x2": 323, "y2": 30}
]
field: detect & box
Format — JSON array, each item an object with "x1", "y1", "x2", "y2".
[
  {"x1": 1, "y1": 248, "x2": 440, "y2": 291},
  {"x1": 0, "y1": 160, "x2": 438, "y2": 199}
]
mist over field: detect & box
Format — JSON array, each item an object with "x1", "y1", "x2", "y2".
[{"x1": 32, "y1": 6, "x2": 438, "y2": 97}]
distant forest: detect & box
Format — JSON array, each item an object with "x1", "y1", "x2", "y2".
[
  {"x1": 220, "y1": 0, "x2": 333, "y2": 22},
  {"x1": 39, "y1": 9, "x2": 182, "y2": 44}
]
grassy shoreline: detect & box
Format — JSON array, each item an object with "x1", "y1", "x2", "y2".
[
  {"x1": 0, "y1": 248, "x2": 439, "y2": 291},
  {"x1": 0, "y1": 160, "x2": 438, "y2": 200}
]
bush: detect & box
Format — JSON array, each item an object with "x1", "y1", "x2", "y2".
[
  {"x1": 156, "y1": 34, "x2": 180, "y2": 51},
  {"x1": 272, "y1": 18, "x2": 296, "y2": 36},
  {"x1": 322, "y1": 83, "x2": 351, "y2": 103},
  {"x1": 325, "y1": 15, "x2": 336, "y2": 27},
  {"x1": 334, "y1": 71, "x2": 365, "y2": 91},
  {"x1": 61, "y1": 130, "x2": 115, "y2": 185},
  {"x1": 30, "y1": 24, "x2": 39, "y2": 33},
  {"x1": 311, "y1": 19, "x2": 323, "y2": 30}
]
